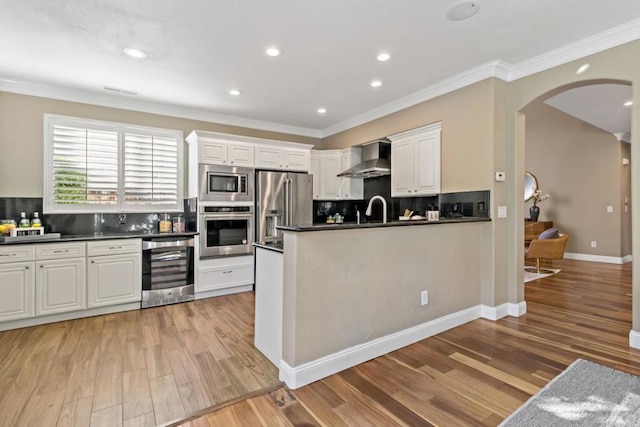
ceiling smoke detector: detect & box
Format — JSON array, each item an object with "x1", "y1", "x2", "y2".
[{"x1": 446, "y1": 1, "x2": 480, "y2": 21}]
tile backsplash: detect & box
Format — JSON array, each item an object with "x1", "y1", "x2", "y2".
[{"x1": 0, "y1": 197, "x2": 196, "y2": 235}]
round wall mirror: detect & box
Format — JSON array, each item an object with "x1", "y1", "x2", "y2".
[{"x1": 524, "y1": 171, "x2": 538, "y2": 202}]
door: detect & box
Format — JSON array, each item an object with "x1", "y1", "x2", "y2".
[
  {"x1": 319, "y1": 154, "x2": 341, "y2": 199},
  {"x1": 256, "y1": 171, "x2": 287, "y2": 243},
  {"x1": 414, "y1": 130, "x2": 441, "y2": 195},
  {"x1": 288, "y1": 173, "x2": 313, "y2": 227},
  {"x1": 36, "y1": 258, "x2": 86, "y2": 315},
  {"x1": 88, "y1": 253, "x2": 142, "y2": 308},
  {"x1": 391, "y1": 137, "x2": 414, "y2": 197},
  {"x1": 0, "y1": 261, "x2": 35, "y2": 322}
]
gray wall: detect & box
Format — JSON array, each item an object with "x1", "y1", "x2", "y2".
[{"x1": 0, "y1": 91, "x2": 321, "y2": 198}]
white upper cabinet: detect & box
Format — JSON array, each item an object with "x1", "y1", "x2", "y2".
[
  {"x1": 390, "y1": 123, "x2": 441, "y2": 197},
  {"x1": 198, "y1": 138, "x2": 255, "y2": 167},
  {"x1": 255, "y1": 145, "x2": 310, "y2": 171},
  {"x1": 310, "y1": 148, "x2": 363, "y2": 200}
]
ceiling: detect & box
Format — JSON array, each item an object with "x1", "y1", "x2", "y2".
[
  {"x1": 1, "y1": 1, "x2": 640, "y2": 137},
  {"x1": 545, "y1": 84, "x2": 633, "y2": 141}
]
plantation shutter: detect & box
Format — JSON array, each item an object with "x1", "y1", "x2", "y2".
[
  {"x1": 51, "y1": 125, "x2": 119, "y2": 205},
  {"x1": 124, "y1": 133, "x2": 179, "y2": 205}
]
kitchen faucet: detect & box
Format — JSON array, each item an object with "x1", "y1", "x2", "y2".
[{"x1": 365, "y1": 195, "x2": 387, "y2": 223}]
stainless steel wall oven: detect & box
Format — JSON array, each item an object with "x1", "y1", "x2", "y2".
[
  {"x1": 198, "y1": 164, "x2": 254, "y2": 203},
  {"x1": 142, "y1": 236, "x2": 195, "y2": 308},
  {"x1": 199, "y1": 205, "x2": 254, "y2": 258}
]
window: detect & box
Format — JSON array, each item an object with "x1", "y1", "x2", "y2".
[{"x1": 44, "y1": 115, "x2": 183, "y2": 213}]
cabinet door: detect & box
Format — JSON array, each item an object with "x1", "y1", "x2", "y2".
[
  {"x1": 255, "y1": 146, "x2": 284, "y2": 169},
  {"x1": 340, "y1": 150, "x2": 363, "y2": 200},
  {"x1": 228, "y1": 142, "x2": 255, "y2": 167},
  {"x1": 88, "y1": 253, "x2": 142, "y2": 308},
  {"x1": 198, "y1": 263, "x2": 253, "y2": 292},
  {"x1": 284, "y1": 149, "x2": 310, "y2": 172},
  {"x1": 319, "y1": 154, "x2": 342, "y2": 199},
  {"x1": 0, "y1": 261, "x2": 35, "y2": 322},
  {"x1": 391, "y1": 137, "x2": 415, "y2": 197},
  {"x1": 413, "y1": 129, "x2": 441, "y2": 195},
  {"x1": 310, "y1": 155, "x2": 321, "y2": 200},
  {"x1": 36, "y1": 258, "x2": 86, "y2": 316},
  {"x1": 198, "y1": 140, "x2": 228, "y2": 164}
]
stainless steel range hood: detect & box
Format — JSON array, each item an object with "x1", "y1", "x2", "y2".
[{"x1": 337, "y1": 139, "x2": 391, "y2": 178}]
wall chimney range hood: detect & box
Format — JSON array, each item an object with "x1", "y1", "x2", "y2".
[{"x1": 337, "y1": 139, "x2": 391, "y2": 178}]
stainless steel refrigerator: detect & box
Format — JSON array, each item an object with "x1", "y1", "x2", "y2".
[{"x1": 255, "y1": 171, "x2": 313, "y2": 244}]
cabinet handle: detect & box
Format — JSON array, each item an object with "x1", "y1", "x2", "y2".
[
  {"x1": 53, "y1": 249, "x2": 69, "y2": 253},
  {"x1": 108, "y1": 246, "x2": 122, "y2": 250},
  {"x1": 91, "y1": 260, "x2": 95, "y2": 264},
  {"x1": 222, "y1": 270, "x2": 232, "y2": 274},
  {"x1": 25, "y1": 266, "x2": 29, "y2": 270},
  {"x1": 230, "y1": 161, "x2": 234, "y2": 164},
  {"x1": 40, "y1": 265, "x2": 44, "y2": 268},
  {"x1": 0, "y1": 253, "x2": 16, "y2": 257}
]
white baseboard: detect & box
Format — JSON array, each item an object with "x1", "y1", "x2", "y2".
[
  {"x1": 564, "y1": 252, "x2": 629, "y2": 264},
  {"x1": 629, "y1": 330, "x2": 640, "y2": 349},
  {"x1": 508, "y1": 301, "x2": 527, "y2": 317},
  {"x1": 480, "y1": 302, "x2": 527, "y2": 320},
  {"x1": 194, "y1": 284, "x2": 253, "y2": 300},
  {"x1": 623, "y1": 255, "x2": 633, "y2": 263},
  {"x1": 0, "y1": 302, "x2": 141, "y2": 332},
  {"x1": 279, "y1": 305, "x2": 482, "y2": 389}
]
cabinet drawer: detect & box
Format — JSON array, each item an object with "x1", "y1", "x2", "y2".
[
  {"x1": 0, "y1": 245, "x2": 35, "y2": 264},
  {"x1": 36, "y1": 242, "x2": 86, "y2": 260},
  {"x1": 87, "y1": 239, "x2": 141, "y2": 256},
  {"x1": 199, "y1": 264, "x2": 253, "y2": 292}
]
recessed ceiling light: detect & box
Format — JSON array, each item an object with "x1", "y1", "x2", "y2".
[
  {"x1": 624, "y1": 100, "x2": 633, "y2": 107},
  {"x1": 370, "y1": 80, "x2": 382, "y2": 88},
  {"x1": 446, "y1": 1, "x2": 480, "y2": 21},
  {"x1": 123, "y1": 47, "x2": 147, "y2": 59},
  {"x1": 317, "y1": 108, "x2": 327, "y2": 114},
  {"x1": 377, "y1": 53, "x2": 390, "y2": 62},
  {"x1": 229, "y1": 89, "x2": 241, "y2": 96},
  {"x1": 576, "y1": 63, "x2": 590, "y2": 74},
  {"x1": 265, "y1": 47, "x2": 281, "y2": 57}
]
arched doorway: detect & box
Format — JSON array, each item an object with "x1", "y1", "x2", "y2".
[{"x1": 513, "y1": 78, "x2": 634, "y2": 341}]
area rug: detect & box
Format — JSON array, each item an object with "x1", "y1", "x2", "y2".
[
  {"x1": 500, "y1": 359, "x2": 640, "y2": 426},
  {"x1": 524, "y1": 268, "x2": 560, "y2": 283}
]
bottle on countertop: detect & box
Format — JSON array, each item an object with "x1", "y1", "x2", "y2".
[
  {"x1": 19, "y1": 212, "x2": 31, "y2": 228},
  {"x1": 31, "y1": 212, "x2": 42, "y2": 228}
]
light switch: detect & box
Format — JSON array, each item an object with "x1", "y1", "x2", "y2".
[
  {"x1": 607, "y1": 206, "x2": 614, "y2": 213},
  {"x1": 498, "y1": 206, "x2": 507, "y2": 218}
]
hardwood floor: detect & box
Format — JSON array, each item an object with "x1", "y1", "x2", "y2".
[
  {"x1": 0, "y1": 291, "x2": 281, "y2": 427},
  {"x1": 180, "y1": 258, "x2": 638, "y2": 426}
]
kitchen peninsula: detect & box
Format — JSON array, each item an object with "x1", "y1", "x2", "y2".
[{"x1": 254, "y1": 217, "x2": 492, "y2": 389}]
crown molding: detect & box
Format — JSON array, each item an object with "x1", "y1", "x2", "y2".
[
  {"x1": 508, "y1": 18, "x2": 640, "y2": 81},
  {"x1": 320, "y1": 60, "x2": 510, "y2": 137},
  {"x1": 0, "y1": 78, "x2": 323, "y2": 139}
]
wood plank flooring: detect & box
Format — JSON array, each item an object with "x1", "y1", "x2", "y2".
[
  {"x1": 180, "y1": 258, "x2": 638, "y2": 426},
  {"x1": 0, "y1": 291, "x2": 280, "y2": 427}
]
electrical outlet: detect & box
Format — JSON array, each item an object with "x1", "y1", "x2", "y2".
[
  {"x1": 421, "y1": 290, "x2": 428, "y2": 306},
  {"x1": 118, "y1": 214, "x2": 127, "y2": 224},
  {"x1": 607, "y1": 206, "x2": 614, "y2": 213},
  {"x1": 591, "y1": 241, "x2": 597, "y2": 248}
]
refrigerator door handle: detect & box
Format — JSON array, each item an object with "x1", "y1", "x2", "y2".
[
  {"x1": 284, "y1": 179, "x2": 290, "y2": 226},
  {"x1": 287, "y1": 179, "x2": 293, "y2": 225}
]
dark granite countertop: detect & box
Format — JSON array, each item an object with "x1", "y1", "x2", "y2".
[
  {"x1": 253, "y1": 242, "x2": 284, "y2": 253},
  {"x1": 0, "y1": 231, "x2": 198, "y2": 245},
  {"x1": 277, "y1": 217, "x2": 491, "y2": 232}
]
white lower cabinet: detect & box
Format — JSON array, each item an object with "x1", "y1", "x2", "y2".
[
  {"x1": 198, "y1": 255, "x2": 253, "y2": 292},
  {"x1": 88, "y1": 251, "x2": 142, "y2": 308},
  {"x1": 0, "y1": 261, "x2": 35, "y2": 322},
  {"x1": 36, "y1": 257, "x2": 86, "y2": 315}
]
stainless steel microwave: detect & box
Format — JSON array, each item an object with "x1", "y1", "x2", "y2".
[{"x1": 198, "y1": 164, "x2": 254, "y2": 203}]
